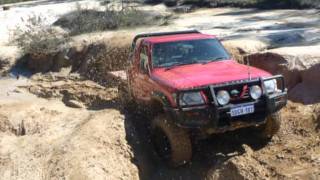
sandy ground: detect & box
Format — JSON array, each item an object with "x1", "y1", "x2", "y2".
[
  {"x1": 0, "y1": 1, "x2": 320, "y2": 180},
  {"x1": 0, "y1": 72, "x2": 319, "y2": 180},
  {"x1": 0, "y1": 0, "x2": 102, "y2": 45},
  {"x1": 0, "y1": 75, "x2": 139, "y2": 180}
]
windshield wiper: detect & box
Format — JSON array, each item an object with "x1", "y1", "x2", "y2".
[{"x1": 201, "y1": 57, "x2": 227, "y2": 65}]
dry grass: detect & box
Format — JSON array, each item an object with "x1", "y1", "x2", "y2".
[
  {"x1": 54, "y1": 2, "x2": 169, "y2": 35},
  {"x1": 12, "y1": 15, "x2": 69, "y2": 56},
  {"x1": 0, "y1": 0, "x2": 33, "y2": 5}
]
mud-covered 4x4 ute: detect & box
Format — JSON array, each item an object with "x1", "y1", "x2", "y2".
[{"x1": 120, "y1": 30, "x2": 287, "y2": 166}]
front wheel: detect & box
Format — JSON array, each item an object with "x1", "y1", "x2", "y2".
[
  {"x1": 117, "y1": 82, "x2": 135, "y2": 112},
  {"x1": 151, "y1": 114, "x2": 192, "y2": 167},
  {"x1": 258, "y1": 112, "x2": 281, "y2": 139}
]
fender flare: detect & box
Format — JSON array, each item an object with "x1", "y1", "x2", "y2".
[{"x1": 150, "y1": 91, "x2": 172, "y2": 108}]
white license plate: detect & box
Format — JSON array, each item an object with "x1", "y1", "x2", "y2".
[{"x1": 230, "y1": 105, "x2": 255, "y2": 117}]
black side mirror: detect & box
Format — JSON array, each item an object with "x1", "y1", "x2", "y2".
[
  {"x1": 140, "y1": 58, "x2": 149, "y2": 75},
  {"x1": 142, "y1": 62, "x2": 149, "y2": 75}
]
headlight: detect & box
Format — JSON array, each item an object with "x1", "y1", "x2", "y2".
[
  {"x1": 250, "y1": 85, "x2": 262, "y2": 100},
  {"x1": 216, "y1": 90, "x2": 230, "y2": 106},
  {"x1": 264, "y1": 79, "x2": 277, "y2": 93},
  {"x1": 179, "y1": 92, "x2": 205, "y2": 106}
]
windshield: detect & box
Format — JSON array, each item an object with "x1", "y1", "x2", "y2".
[{"x1": 152, "y1": 38, "x2": 230, "y2": 68}]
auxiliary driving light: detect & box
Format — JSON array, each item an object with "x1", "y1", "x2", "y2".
[
  {"x1": 250, "y1": 85, "x2": 262, "y2": 100},
  {"x1": 216, "y1": 90, "x2": 230, "y2": 105}
]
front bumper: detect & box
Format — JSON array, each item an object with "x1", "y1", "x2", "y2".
[{"x1": 165, "y1": 76, "x2": 288, "y2": 133}]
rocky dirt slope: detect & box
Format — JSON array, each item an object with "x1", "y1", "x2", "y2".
[
  {"x1": 0, "y1": 75, "x2": 139, "y2": 180},
  {"x1": 247, "y1": 45, "x2": 320, "y2": 104}
]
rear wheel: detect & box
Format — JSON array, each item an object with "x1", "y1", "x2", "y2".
[
  {"x1": 259, "y1": 112, "x2": 281, "y2": 139},
  {"x1": 151, "y1": 114, "x2": 192, "y2": 167}
]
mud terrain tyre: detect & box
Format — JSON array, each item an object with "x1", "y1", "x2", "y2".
[
  {"x1": 259, "y1": 112, "x2": 281, "y2": 139},
  {"x1": 151, "y1": 114, "x2": 192, "y2": 167},
  {"x1": 117, "y1": 82, "x2": 135, "y2": 111}
]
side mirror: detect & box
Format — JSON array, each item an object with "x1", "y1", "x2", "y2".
[
  {"x1": 140, "y1": 57, "x2": 150, "y2": 75},
  {"x1": 142, "y1": 62, "x2": 150, "y2": 75}
]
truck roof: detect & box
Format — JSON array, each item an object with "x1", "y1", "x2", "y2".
[{"x1": 144, "y1": 33, "x2": 217, "y2": 44}]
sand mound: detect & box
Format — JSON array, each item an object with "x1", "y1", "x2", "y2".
[
  {"x1": 207, "y1": 144, "x2": 271, "y2": 180},
  {"x1": 247, "y1": 45, "x2": 320, "y2": 104}
]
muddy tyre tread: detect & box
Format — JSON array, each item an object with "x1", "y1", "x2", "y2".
[
  {"x1": 118, "y1": 82, "x2": 135, "y2": 111},
  {"x1": 152, "y1": 114, "x2": 192, "y2": 167}
]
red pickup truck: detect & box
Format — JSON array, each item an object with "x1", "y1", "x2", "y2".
[{"x1": 119, "y1": 30, "x2": 287, "y2": 166}]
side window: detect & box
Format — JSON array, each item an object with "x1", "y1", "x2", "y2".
[{"x1": 139, "y1": 46, "x2": 149, "y2": 73}]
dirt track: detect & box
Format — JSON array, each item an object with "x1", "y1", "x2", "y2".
[
  {"x1": 0, "y1": 73, "x2": 319, "y2": 180},
  {"x1": 0, "y1": 75, "x2": 139, "y2": 180}
]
